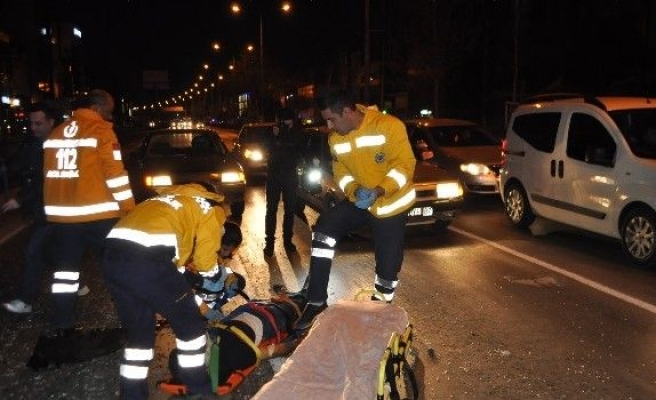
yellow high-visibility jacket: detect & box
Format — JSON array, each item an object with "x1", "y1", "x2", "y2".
[
  {"x1": 106, "y1": 184, "x2": 227, "y2": 276},
  {"x1": 329, "y1": 105, "x2": 416, "y2": 218},
  {"x1": 43, "y1": 109, "x2": 135, "y2": 223}
]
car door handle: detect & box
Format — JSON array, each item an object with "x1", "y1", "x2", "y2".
[
  {"x1": 558, "y1": 160, "x2": 564, "y2": 178},
  {"x1": 550, "y1": 160, "x2": 556, "y2": 177}
]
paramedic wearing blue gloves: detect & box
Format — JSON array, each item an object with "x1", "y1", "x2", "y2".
[
  {"x1": 100, "y1": 183, "x2": 241, "y2": 400},
  {"x1": 295, "y1": 89, "x2": 417, "y2": 332}
]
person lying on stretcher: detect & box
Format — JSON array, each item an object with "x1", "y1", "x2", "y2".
[{"x1": 164, "y1": 266, "x2": 309, "y2": 396}]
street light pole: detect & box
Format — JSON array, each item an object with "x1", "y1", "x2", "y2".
[
  {"x1": 259, "y1": 12, "x2": 264, "y2": 98},
  {"x1": 364, "y1": 0, "x2": 370, "y2": 104}
]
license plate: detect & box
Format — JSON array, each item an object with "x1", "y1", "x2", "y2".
[{"x1": 408, "y1": 206, "x2": 434, "y2": 217}]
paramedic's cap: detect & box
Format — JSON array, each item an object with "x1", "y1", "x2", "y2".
[{"x1": 276, "y1": 108, "x2": 296, "y2": 121}]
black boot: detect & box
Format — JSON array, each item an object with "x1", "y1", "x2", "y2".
[{"x1": 294, "y1": 302, "x2": 328, "y2": 333}]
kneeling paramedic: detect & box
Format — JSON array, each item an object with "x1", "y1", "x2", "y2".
[{"x1": 100, "y1": 183, "x2": 242, "y2": 400}]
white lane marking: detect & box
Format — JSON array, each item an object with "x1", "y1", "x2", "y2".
[{"x1": 449, "y1": 226, "x2": 656, "y2": 315}]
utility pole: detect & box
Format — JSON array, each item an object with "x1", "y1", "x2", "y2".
[
  {"x1": 259, "y1": 12, "x2": 265, "y2": 102},
  {"x1": 364, "y1": 0, "x2": 371, "y2": 104}
]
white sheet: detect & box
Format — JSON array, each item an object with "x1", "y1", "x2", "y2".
[{"x1": 253, "y1": 299, "x2": 409, "y2": 400}]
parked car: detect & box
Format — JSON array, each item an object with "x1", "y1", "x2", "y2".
[
  {"x1": 296, "y1": 126, "x2": 464, "y2": 231},
  {"x1": 404, "y1": 118, "x2": 502, "y2": 195},
  {"x1": 499, "y1": 94, "x2": 656, "y2": 268},
  {"x1": 232, "y1": 122, "x2": 276, "y2": 177},
  {"x1": 126, "y1": 128, "x2": 246, "y2": 219}
]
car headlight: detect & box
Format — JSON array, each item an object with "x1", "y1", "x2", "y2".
[
  {"x1": 244, "y1": 148, "x2": 264, "y2": 161},
  {"x1": 436, "y1": 182, "x2": 463, "y2": 199},
  {"x1": 217, "y1": 171, "x2": 245, "y2": 184},
  {"x1": 460, "y1": 163, "x2": 491, "y2": 176},
  {"x1": 306, "y1": 168, "x2": 322, "y2": 184},
  {"x1": 145, "y1": 175, "x2": 172, "y2": 186}
]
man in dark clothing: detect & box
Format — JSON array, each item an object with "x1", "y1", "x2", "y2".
[
  {"x1": 263, "y1": 108, "x2": 305, "y2": 257},
  {"x1": 2, "y1": 101, "x2": 67, "y2": 314}
]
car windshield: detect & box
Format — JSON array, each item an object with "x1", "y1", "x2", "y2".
[
  {"x1": 240, "y1": 126, "x2": 273, "y2": 144},
  {"x1": 146, "y1": 132, "x2": 226, "y2": 157},
  {"x1": 424, "y1": 125, "x2": 500, "y2": 147},
  {"x1": 610, "y1": 109, "x2": 656, "y2": 159}
]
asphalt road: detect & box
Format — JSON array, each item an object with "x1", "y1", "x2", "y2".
[{"x1": 2, "y1": 129, "x2": 656, "y2": 398}]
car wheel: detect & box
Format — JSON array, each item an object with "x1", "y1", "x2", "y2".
[
  {"x1": 621, "y1": 206, "x2": 656, "y2": 269},
  {"x1": 503, "y1": 183, "x2": 535, "y2": 228}
]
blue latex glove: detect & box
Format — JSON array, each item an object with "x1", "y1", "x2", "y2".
[
  {"x1": 355, "y1": 187, "x2": 370, "y2": 201},
  {"x1": 201, "y1": 268, "x2": 228, "y2": 293},
  {"x1": 354, "y1": 188, "x2": 377, "y2": 209}
]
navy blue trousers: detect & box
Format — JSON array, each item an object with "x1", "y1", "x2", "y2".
[
  {"x1": 306, "y1": 200, "x2": 408, "y2": 303},
  {"x1": 101, "y1": 240, "x2": 211, "y2": 399}
]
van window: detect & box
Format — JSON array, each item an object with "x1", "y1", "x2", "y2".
[
  {"x1": 610, "y1": 109, "x2": 656, "y2": 159},
  {"x1": 566, "y1": 113, "x2": 616, "y2": 166},
  {"x1": 511, "y1": 113, "x2": 560, "y2": 153}
]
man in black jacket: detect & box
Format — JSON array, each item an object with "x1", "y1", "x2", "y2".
[
  {"x1": 1, "y1": 100, "x2": 77, "y2": 314},
  {"x1": 263, "y1": 108, "x2": 304, "y2": 257}
]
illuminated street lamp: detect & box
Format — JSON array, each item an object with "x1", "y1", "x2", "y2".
[{"x1": 230, "y1": 1, "x2": 291, "y2": 100}]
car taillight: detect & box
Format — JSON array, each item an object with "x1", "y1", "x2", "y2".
[{"x1": 500, "y1": 138, "x2": 508, "y2": 167}]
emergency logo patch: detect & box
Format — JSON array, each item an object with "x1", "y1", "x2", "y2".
[
  {"x1": 63, "y1": 121, "x2": 79, "y2": 138},
  {"x1": 375, "y1": 151, "x2": 385, "y2": 163}
]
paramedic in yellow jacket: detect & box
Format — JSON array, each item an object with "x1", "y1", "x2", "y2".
[
  {"x1": 37, "y1": 89, "x2": 134, "y2": 340},
  {"x1": 295, "y1": 89, "x2": 416, "y2": 332},
  {"x1": 100, "y1": 183, "x2": 243, "y2": 400}
]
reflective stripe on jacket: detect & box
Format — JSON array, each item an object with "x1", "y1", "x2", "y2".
[
  {"x1": 106, "y1": 184, "x2": 227, "y2": 275},
  {"x1": 330, "y1": 105, "x2": 416, "y2": 217},
  {"x1": 43, "y1": 109, "x2": 135, "y2": 223}
]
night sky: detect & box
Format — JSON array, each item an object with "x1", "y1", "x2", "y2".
[
  {"x1": 28, "y1": 0, "x2": 656, "y2": 125},
  {"x1": 38, "y1": 0, "x2": 363, "y2": 103}
]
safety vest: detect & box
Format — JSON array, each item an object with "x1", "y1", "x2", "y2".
[
  {"x1": 43, "y1": 109, "x2": 135, "y2": 223},
  {"x1": 106, "y1": 184, "x2": 227, "y2": 275},
  {"x1": 330, "y1": 105, "x2": 416, "y2": 218}
]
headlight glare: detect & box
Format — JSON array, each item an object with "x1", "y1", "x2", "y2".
[
  {"x1": 244, "y1": 148, "x2": 263, "y2": 161},
  {"x1": 460, "y1": 163, "x2": 490, "y2": 176},
  {"x1": 307, "y1": 168, "x2": 322, "y2": 183},
  {"x1": 220, "y1": 171, "x2": 245, "y2": 183},
  {"x1": 436, "y1": 182, "x2": 463, "y2": 199},
  {"x1": 145, "y1": 175, "x2": 172, "y2": 186}
]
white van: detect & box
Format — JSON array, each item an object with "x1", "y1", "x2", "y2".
[{"x1": 499, "y1": 95, "x2": 656, "y2": 268}]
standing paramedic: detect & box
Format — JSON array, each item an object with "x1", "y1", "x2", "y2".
[
  {"x1": 38, "y1": 90, "x2": 134, "y2": 340},
  {"x1": 295, "y1": 89, "x2": 416, "y2": 332},
  {"x1": 100, "y1": 183, "x2": 242, "y2": 400}
]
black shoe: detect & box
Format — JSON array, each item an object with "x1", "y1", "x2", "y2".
[
  {"x1": 294, "y1": 302, "x2": 327, "y2": 332},
  {"x1": 263, "y1": 244, "x2": 274, "y2": 257},
  {"x1": 284, "y1": 241, "x2": 296, "y2": 252}
]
